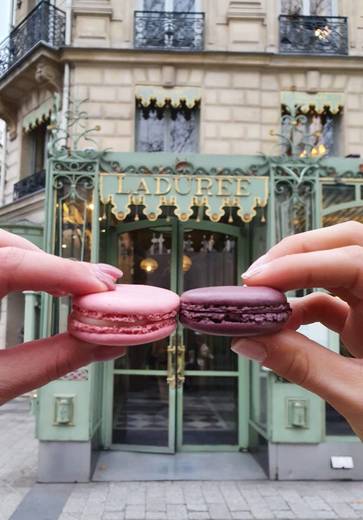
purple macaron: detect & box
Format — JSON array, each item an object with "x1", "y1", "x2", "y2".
[{"x1": 179, "y1": 286, "x2": 291, "y2": 337}]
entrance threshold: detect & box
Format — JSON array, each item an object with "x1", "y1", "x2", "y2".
[{"x1": 92, "y1": 452, "x2": 267, "y2": 481}]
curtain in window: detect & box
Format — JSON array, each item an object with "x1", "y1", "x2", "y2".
[
  {"x1": 280, "y1": 0, "x2": 303, "y2": 15},
  {"x1": 170, "y1": 111, "x2": 198, "y2": 152},
  {"x1": 173, "y1": 0, "x2": 196, "y2": 12},
  {"x1": 310, "y1": 0, "x2": 332, "y2": 16},
  {"x1": 144, "y1": 0, "x2": 165, "y2": 10},
  {"x1": 136, "y1": 104, "x2": 199, "y2": 153}
]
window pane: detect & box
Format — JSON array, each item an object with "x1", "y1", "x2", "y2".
[
  {"x1": 144, "y1": 0, "x2": 165, "y2": 10},
  {"x1": 136, "y1": 109, "x2": 166, "y2": 152},
  {"x1": 173, "y1": 0, "x2": 195, "y2": 12},
  {"x1": 170, "y1": 111, "x2": 198, "y2": 153},
  {"x1": 183, "y1": 376, "x2": 239, "y2": 445},
  {"x1": 310, "y1": 0, "x2": 332, "y2": 16},
  {"x1": 281, "y1": 0, "x2": 303, "y2": 15}
]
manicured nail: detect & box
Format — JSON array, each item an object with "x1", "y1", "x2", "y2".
[
  {"x1": 92, "y1": 264, "x2": 123, "y2": 290},
  {"x1": 231, "y1": 339, "x2": 267, "y2": 363},
  {"x1": 241, "y1": 255, "x2": 269, "y2": 280},
  {"x1": 242, "y1": 263, "x2": 268, "y2": 280},
  {"x1": 96, "y1": 263, "x2": 123, "y2": 280}
]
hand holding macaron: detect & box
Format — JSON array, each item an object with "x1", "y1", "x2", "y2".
[
  {"x1": 232, "y1": 221, "x2": 363, "y2": 440},
  {"x1": 0, "y1": 229, "x2": 126, "y2": 405}
]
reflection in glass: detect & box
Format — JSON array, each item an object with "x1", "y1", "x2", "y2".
[
  {"x1": 184, "y1": 329, "x2": 237, "y2": 372},
  {"x1": 113, "y1": 375, "x2": 169, "y2": 446},
  {"x1": 275, "y1": 181, "x2": 313, "y2": 242},
  {"x1": 323, "y1": 207, "x2": 363, "y2": 228},
  {"x1": 182, "y1": 230, "x2": 236, "y2": 290},
  {"x1": 322, "y1": 184, "x2": 355, "y2": 210},
  {"x1": 183, "y1": 376, "x2": 238, "y2": 445}
]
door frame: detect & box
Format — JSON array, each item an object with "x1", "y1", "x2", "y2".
[{"x1": 101, "y1": 218, "x2": 250, "y2": 452}]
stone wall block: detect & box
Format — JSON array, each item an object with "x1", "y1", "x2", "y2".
[
  {"x1": 204, "y1": 106, "x2": 232, "y2": 121},
  {"x1": 205, "y1": 72, "x2": 231, "y2": 88},
  {"x1": 233, "y1": 72, "x2": 260, "y2": 89},
  {"x1": 89, "y1": 86, "x2": 118, "y2": 102},
  {"x1": 204, "y1": 140, "x2": 232, "y2": 154},
  {"x1": 218, "y1": 89, "x2": 245, "y2": 105}
]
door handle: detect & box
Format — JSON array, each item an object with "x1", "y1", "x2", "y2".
[
  {"x1": 167, "y1": 336, "x2": 176, "y2": 388},
  {"x1": 177, "y1": 344, "x2": 186, "y2": 387}
]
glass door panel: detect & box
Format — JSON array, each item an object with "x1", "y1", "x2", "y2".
[
  {"x1": 111, "y1": 222, "x2": 176, "y2": 451},
  {"x1": 177, "y1": 223, "x2": 247, "y2": 450}
]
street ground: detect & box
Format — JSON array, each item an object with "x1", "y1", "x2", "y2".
[{"x1": 1, "y1": 398, "x2": 363, "y2": 520}]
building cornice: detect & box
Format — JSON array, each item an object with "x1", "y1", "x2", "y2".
[
  {"x1": 0, "y1": 191, "x2": 45, "y2": 223},
  {"x1": 60, "y1": 47, "x2": 363, "y2": 72}
]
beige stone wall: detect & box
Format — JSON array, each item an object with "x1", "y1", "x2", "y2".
[
  {"x1": 70, "y1": 0, "x2": 358, "y2": 54},
  {"x1": 71, "y1": 61, "x2": 363, "y2": 157}
]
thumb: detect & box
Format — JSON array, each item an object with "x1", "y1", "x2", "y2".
[{"x1": 231, "y1": 329, "x2": 363, "y2": 422}]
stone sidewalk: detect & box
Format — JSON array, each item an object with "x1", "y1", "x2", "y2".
[
  {"x1": 2, "y1": 398, "x2": 363, "y2": 520},
  {"x1": 0, "y1": 397, "x2": 38, "y2": 520},
  {"x1": 58, "y1": 481, "x2": 363, "y2": 520}
]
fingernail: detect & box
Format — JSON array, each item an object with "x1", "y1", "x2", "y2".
[
  {"x1": 231, "y1": 339, "x2": 267, "y2": 363},
  {"x1": 96, "y1": 263, "x2": 123, "y2": 280},
  {"x1": 242, "y1": 263, "x2": 268, "y2": 280},
  {"x1": 51, "y1": 290, "x2": 69, "y2": 297},
  {"x1": 241, "y1": 255, "x2": 269, "y2": 280},
  {"x1": 91, "y1": 264, "x2": 122, "y2": 290}
]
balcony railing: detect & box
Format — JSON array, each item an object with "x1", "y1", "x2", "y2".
[
  {"x1": 279, "y1": 15, "x2": 348, "y2": 56},
  {"x1": 0, "y1": 1, "x2": 66, "y2": 79},
  {"x1": 13, "y1": 170, "x2": 46, "y2": 200},
  {"x1": 134, "y1": 11, "x2": 204, "y2": 51}
]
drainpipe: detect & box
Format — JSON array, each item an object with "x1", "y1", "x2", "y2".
[
  {"x1": 10, "y1": 0, "x2": 16, "y2": 28},
  {"x1": 0, "y1": 130, "x2": 5, "y2": 206},
  {"x1": 61, "y1": 0, "x2": 72, "y2": 134}
]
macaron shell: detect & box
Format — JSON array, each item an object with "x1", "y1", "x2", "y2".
[
  {"x1": 73, "y1": 284, "x2": 180, "y2": 316},
  {"x1": 181, "y1": 286, "x2": 287, "y2": 306},
  {"x1": 70, "y1": 321, "x2": 177, "y2": 346}
]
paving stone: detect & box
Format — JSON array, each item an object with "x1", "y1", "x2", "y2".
[
  {"x1": 102, "y1": 513, "x2": 125, "y2": 520},
  {"x1": 125, "y1": 505, "x2": 145, "y2": 520},
  {"x1": 166, "y1": 504, "x2": 188, "y2": 520},
  {"x1": 188, "y1": 513, "x2": 210, "y2": 520},
  {"x1": 202, "y1": 483, "x2": 226, "y2": 504},
  {"x1": 165, "y1": 483, "x2": 185, "y2": 505},
  {"x1": 231, "y1": 512, "x2": 254, "y2": 519},
  {"x1": 187, "y1": 503, "x2": 209, "y2": 512},
  {"x1": 250, "y1": 507, "x2": 274, "y2": 519},
  {"x1": 330, "y1": 502, "x2": 360, "y2": 518},
  {"x1": 146, "y1": 512, "x2": 168, "y2": 520},
  {"x1": 209, "y1": 503, "x2": 232, "y2": 519}
]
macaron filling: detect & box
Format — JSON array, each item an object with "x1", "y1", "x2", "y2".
[
  {"x1": 180, "y1": 303, "x2": 291, "y2": 325},
  {"x1": 70, "y1": 306, "x2": 177, "y2": 335}
]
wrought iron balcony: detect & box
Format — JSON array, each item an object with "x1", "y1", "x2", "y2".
[
  {"x1": 13, "y1": 170, "x2": 46, "y2": 200},
  {"x1": 0, "y1": 1, "x2": 66, "y2": 79},
  {"x1": 134, "y1": 11, "x2": 204, "y2": 51},
  {"x1": 279, "y1": 15, "x2": 348, "y2": 56}
]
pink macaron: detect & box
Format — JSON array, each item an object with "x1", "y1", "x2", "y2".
[{"x1": 68, "y1": 284, "x2": 180, "y2": 346}]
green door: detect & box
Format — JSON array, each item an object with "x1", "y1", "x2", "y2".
[{"x1": 102, "y1": 218, "x2": 249, "y2": 452}]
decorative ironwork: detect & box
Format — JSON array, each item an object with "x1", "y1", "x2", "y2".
[
  {"x1": 134, "y1": 11, "x2": 204, "y2": 51},
  {"x1": 0, "y1": 1, "x2": 66, "y2": 79},
  {"x1": 13, "y1": 169, "x2": 46, "y2": 200},
  {"x1": 279, "y1": 15, "x2": 348, "y2": 55}
]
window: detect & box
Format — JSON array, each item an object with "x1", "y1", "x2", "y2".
[
  {"x1": 281, "y1": 0, "x2": 335, "y2": 16},
  {"x1": 281, "y1": 105, "x2": 342, "y2": 158},
  {"x1": 136, "y1": 100, "x2": 199, "y2": 153},
  {"x1": 143, "y1": 0, "x2": 197, "y2": 11}
]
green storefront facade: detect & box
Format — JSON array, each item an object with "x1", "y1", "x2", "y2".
[{"x1": 27, "y1": 129, "x2": 363, "y2": 480}]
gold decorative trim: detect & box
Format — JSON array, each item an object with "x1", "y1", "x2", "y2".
[{"x1": 135, "y1": 86, "x2": 202, "y2": 109}]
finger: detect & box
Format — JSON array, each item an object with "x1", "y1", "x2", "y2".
[
  {"x1": 0, "y1": 229, "x2": 42, "y2": 251},
  {"x1": 246, "y1": 221, "x2": 363, "y2": 274},
  {"x1": 231, "y1": 329, "x2": 363, "y2": 438},
  {"x1": 0, "y1": 247, "x2": 123, "y2": 296},
  {"x1": 287, "y1": 292, "x2": 349, "y2": 333},
  {"x1": 0, "y1": 333, "x2": 126, "y2": 405},
  {"x1": 243, "y1": 246, "x2": 363, "y2": 300}
]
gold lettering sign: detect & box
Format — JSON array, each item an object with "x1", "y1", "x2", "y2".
[{"x1": 101, "y1": 173, "x2": 268, "y2": 223}]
